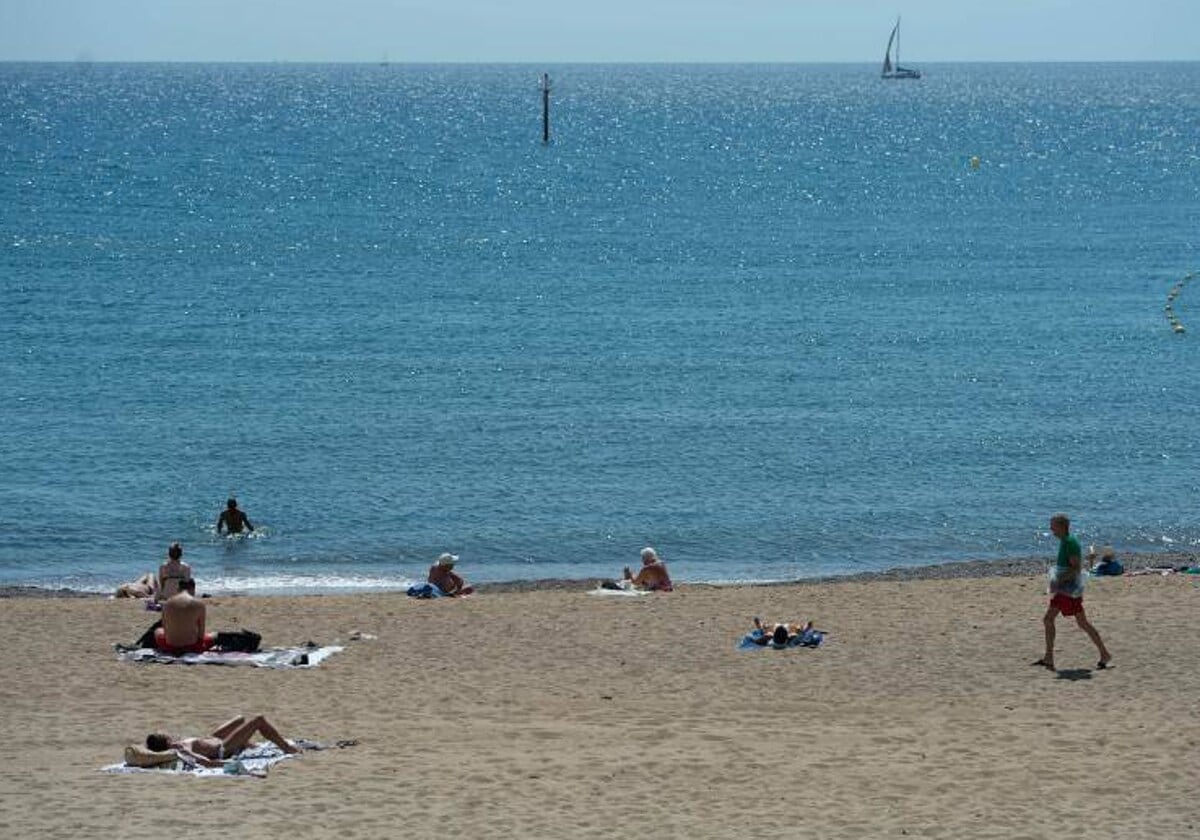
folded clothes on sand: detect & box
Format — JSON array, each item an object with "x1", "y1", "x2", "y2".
[
  {"x1": 102, "y1": 740, "x2": 318, "y2": 778},
  {"x1": 737, "y1": 628, "x2": 826, "y2": 650},
  {"x1": 115, "y1": 644, "x2": 342, "y2": 668},
  {"x1": 407, "y1": 582, "x2": 446, "y2": 598}
]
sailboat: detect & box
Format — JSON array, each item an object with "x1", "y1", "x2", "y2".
[{"x1": 881, "y1": 17, "x2": 921, "y2": 80}]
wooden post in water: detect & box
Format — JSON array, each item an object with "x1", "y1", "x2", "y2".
[{"x1": 541, "y1": 73, "x2": 551, "y2": 144}]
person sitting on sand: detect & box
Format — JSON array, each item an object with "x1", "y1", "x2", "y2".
[
  {"x1": 144, "y1": 714, "x2": 298, "y2": 766},
  {"x1": 216, "y1": 497, "x2": 254, "y2": 535},
  {"x1": 156, "y1": 578, "x2": 215, "y2": 654},
  {"x1": 157, "y1": 542, "x2": 193, "y2": 601},
  {"x1": 115, "y1": 571, "x2": 157, "y2": 600},
  {"x1": 1088, "y1": 544, "x2": 1124, "y2": 577},
  {"x1": 623, "y1": 546, "x2": 673, "y2": 592},
  {"x1": 751, "y1": 617, "x2": 815, "y2": 646},
  {"x1": 427, "y1": 553, "x2": 475, "y2": 596}
]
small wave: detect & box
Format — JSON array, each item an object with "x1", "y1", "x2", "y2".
[{"x1": 203, "y1": 572, "x2": 419, "y2": 596}]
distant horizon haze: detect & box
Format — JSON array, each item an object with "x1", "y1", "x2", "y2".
[{"x1": 0, "y1": 1, "x2": 1196, "y2": 64}]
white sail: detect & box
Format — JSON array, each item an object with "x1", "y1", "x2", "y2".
[
  {"x1": 881, "y1": 17, "x2": 920, "y2": 80},
  {"x1": 882, "y1": 21, "x2": 899, "y2": 75}
]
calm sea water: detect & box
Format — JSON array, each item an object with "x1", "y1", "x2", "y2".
[{"x1": 2, "y1": 62, "x2": 1198, "y2": 593}]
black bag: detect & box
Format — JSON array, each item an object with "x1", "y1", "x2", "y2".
[
  {"x1": 215, "y1": 629, "x2": 262, "y2": 653},
  {"x1": 134, "y1": 620, "x2": 162, "y2": 649}
]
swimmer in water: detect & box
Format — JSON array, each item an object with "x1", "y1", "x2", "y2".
[{"x1": 216, "y1": 498, "x2": 254, "y2": 536}]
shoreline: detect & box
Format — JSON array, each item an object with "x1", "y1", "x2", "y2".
[{"x1": 4, "y1": 549, "x2": 1194, "y2": 599}]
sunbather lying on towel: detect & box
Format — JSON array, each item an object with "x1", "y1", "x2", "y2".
[
  {"x1": 144, "y1": 714, "x2": 298, "y2": 767},
  {"x1": 751, "y1": 617, "x2": 815, "y2": 646},
  {"x1": 115, "y1": 572, "x2": 157, "y2": 600}
]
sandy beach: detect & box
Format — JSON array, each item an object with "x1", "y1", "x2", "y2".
[{"x1": 1, "y1": 563, "x2": 1197, "y2": 839}]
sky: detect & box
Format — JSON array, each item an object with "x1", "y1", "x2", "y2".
[{"x1": 0, "y1": 0, "x2": 1196, "y2": 64}]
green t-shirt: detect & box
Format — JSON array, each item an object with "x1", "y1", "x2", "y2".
[
  {"x1": 1055, "y1": 534, "x2": 1085, "y2": 596},
  {"x1": 1057, "y1": 534, "x2": 1082, "y2": 571}
]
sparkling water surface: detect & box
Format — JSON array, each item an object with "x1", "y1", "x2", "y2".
[{"x1": 2, "y1": 62, "x2": 1199, "y2": 592}]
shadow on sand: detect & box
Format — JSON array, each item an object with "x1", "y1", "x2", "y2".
[{"x1": 1055, "y1": 668, "x2": 1093, "y2": 681}]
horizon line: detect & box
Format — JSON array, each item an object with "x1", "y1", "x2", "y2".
[{"x1": 3, "y1": 58, "x2": 1199, "y2": 66}]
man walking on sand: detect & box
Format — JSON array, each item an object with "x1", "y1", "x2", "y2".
[{"x1": 1033, "y1": 513, "x2": 1112, "y2": 671}]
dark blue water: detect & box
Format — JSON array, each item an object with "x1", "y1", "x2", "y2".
[{"x1": 2, "y1": 62, "x2": 1198, "y2": 593}]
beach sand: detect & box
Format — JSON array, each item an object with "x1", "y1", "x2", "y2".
[{"x1": 1, "y1": 568, "x2": 1197, "y2": 839}]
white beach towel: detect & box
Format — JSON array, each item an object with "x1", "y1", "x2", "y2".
[
  {"x1": 586, "y1": 585, "x2": 651, "y2": 597},
  {"x1": 116, "y1": 645, "x2": 343, "y2": 668},
  {"x1": 101, "y1": 741, "x2": 309, "y2": 778}
]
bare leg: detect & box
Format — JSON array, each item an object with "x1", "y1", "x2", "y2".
[
  {"x1": 1038, "y1": 607, "x2": 1059, "y2": 669},
  {"x1": 221, "y1": 715, "x2": 298, "y2": 755},
  {"x1": 211, "y1": 716, "x2": 246, "y2": 740},
  {"x1": 1075, "y1": 613, "x2": 1112, "y2": 665}
]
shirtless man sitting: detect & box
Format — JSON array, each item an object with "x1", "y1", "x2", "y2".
[
  {"x1": 155, "y1": 578, "x2": 215, "y2": 654},
  {"x1": 623, "y1": 546, "x2": 674, "y2": 591},
  {"x1": 427, "y1": 553, "x2": 475, "y2": 596},
  {"x1": 145, "y1": 714, "x2": 298, "y2": 766},
  {"x1": 216, "y1": 498, "x2": 254, "y2": 535}
]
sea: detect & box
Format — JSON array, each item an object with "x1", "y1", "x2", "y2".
[{"x1": 2, "y1": 62, "x2": 1199, "y2": 594}]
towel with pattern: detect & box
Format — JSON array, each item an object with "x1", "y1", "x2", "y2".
[
  {"x1": 101, "y1": 740, "x2": 319, "y2": 778},
  {"x1": 116, "y1": 644, "x2": 342, "y2": 668},
  {"x1": 738, "y1": 628, "x2": 826, "y2": 650}
]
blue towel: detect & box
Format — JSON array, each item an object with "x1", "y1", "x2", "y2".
[
  {"x1": 406, "y1": 583, "x2": 447, "y2": 598},
  {"x1": 737, "y1": 628, "x2": 825, "y2": 650}
]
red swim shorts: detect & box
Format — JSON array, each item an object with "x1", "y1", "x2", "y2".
[
  {"x1": 1049, "y1": 592, "x2": 1085, "y2": 617},
  {"x1": 153, "y1": 627, "x2": 216, "y2": 654}
]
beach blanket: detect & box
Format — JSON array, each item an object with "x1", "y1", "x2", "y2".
[
  {"x1": 116, "y1": 644, "x2": 342, "y2": 668},
  {"x1": 586, "y1": 585, "x2": 651, "y2": 597},
  {"x1": 101, "y1": 740, "x2": 317, "y2": 778},
  {"x1": 737, "y1": 628, "x2": 826, "y2": 650}
]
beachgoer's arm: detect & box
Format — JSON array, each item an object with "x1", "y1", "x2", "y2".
[
  {"x1": 216, "y1": 512, "x2": 226, "y2": 534},
  {"x1": 175, "y1": 746, "x2": 221, "y2": 768},
  {"x1": 244, "y1": 515, "x2": 254, "y2": 532},
  {"x1": 1062, "y1": 550, "x2": 1082, "y2": 587}
]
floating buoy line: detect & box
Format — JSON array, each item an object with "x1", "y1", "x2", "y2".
[{"x1": 1165, "y1": 272, "x2": 1193, "y2": 334}]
